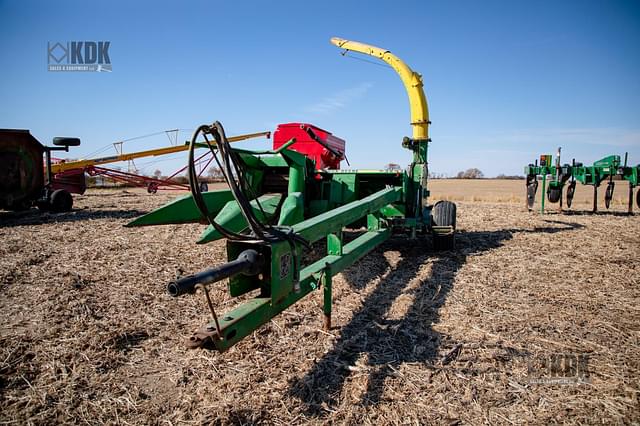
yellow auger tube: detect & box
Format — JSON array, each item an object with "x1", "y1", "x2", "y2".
[
  {"x1": 330, "y1": 37, "x2": 429, "y2": 141},
  {"x1": 50, "y1": 130, "x2": 271, "y2": 174}
]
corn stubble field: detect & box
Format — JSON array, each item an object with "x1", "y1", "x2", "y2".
[{"x1": 0, "y1": 180, "x2": 638, "y2": 424}]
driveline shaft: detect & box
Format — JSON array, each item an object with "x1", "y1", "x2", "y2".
[{"x1": 167, "y1": 249, "x2": 262, "y2": 297}]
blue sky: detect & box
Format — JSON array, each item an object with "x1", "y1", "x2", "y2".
[{"x1": 1, "y1": 0, "x2": 639, "y2": 177}]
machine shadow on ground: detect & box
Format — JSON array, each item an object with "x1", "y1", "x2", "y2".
[
  {"x1": 560, "y1": 209, "x2": 634, "y2": 217},
  {"x1": 0, "y1": 208, "x2": 147, "y2": 228},
  {"x1": 288, "y1": 222, "x2": 584, "y2": 415}
]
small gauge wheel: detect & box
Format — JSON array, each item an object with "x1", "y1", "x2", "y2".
[{"x1": 547, "y1": 186, "x2": 562, "y2": 203}]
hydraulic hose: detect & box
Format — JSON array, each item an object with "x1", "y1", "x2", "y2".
[{"x1": 186, "y1": 121, "x2": 310, "y2": 288}]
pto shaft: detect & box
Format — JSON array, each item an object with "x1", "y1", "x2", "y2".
[{"x1": 168, "y1": 249, "x2": 262, "y2": 297}]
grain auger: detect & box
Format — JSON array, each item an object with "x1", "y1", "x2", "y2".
[
  {"x1": 127, "y1": 37, "x2": 457, "y2": 351},
  {"x1": 525, "y1": 147, "x2": 640, "y2": 214}
]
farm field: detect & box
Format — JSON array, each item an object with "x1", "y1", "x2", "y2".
[
  {"x1": 0, "y1": 182, "x2": 638, "y2": 424},
  {"x1": 428, "y1": 179, "x2": 636, "y2": 211}
]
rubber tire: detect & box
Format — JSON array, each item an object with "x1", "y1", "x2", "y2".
[
  {"x1": 432, "y1": 201, "x2": 456, "y2": 251},
  {"x1": 36, "y1": 200, "x2": 50, "y2": 212},
  {"x1": 199, "y1": 182, "x2": 209, "y2": 192},
  {"x1": 637, "y1": 188, "x2": 640, "y2": 209},
  {"x1": 49, "y1": 189, "x2": 73, "y2": 212},
  {"x1": 547, "y1": 187, "x2": 561, "y2": 203}
]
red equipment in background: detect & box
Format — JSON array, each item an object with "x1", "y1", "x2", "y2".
[
  {"x1": 273, "y1": 123, "x2": 346, "y2": 170},
  {"x1": 50, "y1": 168, "x2": 87, "y2": 195},
  {"x1": 47, "y1": 130, "x2": 271, "y2": 195}
]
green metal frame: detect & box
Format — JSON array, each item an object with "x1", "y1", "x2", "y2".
[
  {"x1": 206, "y1": 186, "x2": 402, "y2": 351},
  {"x1": 128, "y1": 139, "x2": 443, "y2": 351},
  {"x1": 126, "y1": 36, "x2": 452, "y2": 352},
  {"x1": 524, "y1": 152, "x2": 640, "y2": 214},
  {"x1": 129, "y1": 145, "x2": 429, "y2": 235}
]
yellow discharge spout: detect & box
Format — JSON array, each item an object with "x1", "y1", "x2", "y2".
[{"x1": 330, "y1": 37, "x2": 429, "y2": 141}]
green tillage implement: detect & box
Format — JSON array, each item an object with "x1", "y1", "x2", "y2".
[
  {"x1": 525, "y1": 149, "x2": 640, "y2": 214},
  {"x1": 127, "y1": 37, "x2": 457, "y2": 352}
]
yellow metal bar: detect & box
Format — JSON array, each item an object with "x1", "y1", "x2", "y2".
[
  {"x1": 51, "y1": 130, "x2": 271, "y2": 174},
  {"x1": 330, "y1": 37, "x2": 429, "y2": 141}
]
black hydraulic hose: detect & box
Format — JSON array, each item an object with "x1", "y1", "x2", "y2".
[
  {"x1": 210, "y1": 122, "x2": 267, "y2": 239},
  {"x1": 207, "y1": 122, "x2": 310, "y2": 249},
  {"x1": 187, "y1": 126, "x2": 247, "y2": 240},
  {"x1": 187, "y1": 121, "x2": 310, "y2": 287},
  {"x1": 179, "y1": 120, "x2": 317, "y2": 307}
]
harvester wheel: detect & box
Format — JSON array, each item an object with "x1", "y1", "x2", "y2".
[
  {"x1": 49, "y1": 189, "x2": 73, "y2": 212},
  {"x1": 547, "y1": 186, "x2": 562, "y2": 203},
  {"x1": 36, "y1": 200, "x2": 50, "y2": 211},
  {"x1": 147, "y1": 183, "x2": 158, "y2": 194},
  {"x1": 605, "y1": 182, "x2": 615, "y2": 209},
  {"x1": 199, "y1": 182, "x2": 209, "y2": 192},
  {"x1": 432, "y1": 201, "x2": 456, "y2": 251},
  {"x1": 637, "y1": 187, "x2": 640, "y2": 209}
]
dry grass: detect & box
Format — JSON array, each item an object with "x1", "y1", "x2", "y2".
[{"x1": 0, "y1": 187, "x2": 639, "y2": 424}]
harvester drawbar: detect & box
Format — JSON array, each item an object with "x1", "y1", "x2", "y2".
[
  {"x1": 128, "y1": 37, "x2": 456, "y2": 352},
  {"x1": 525, "y1": 148, "x2": 640, "y2": 214}
]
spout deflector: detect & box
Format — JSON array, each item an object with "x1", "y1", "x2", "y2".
[{"x1": 330, "y1": 37, "x2": 430, "y2": 141}]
